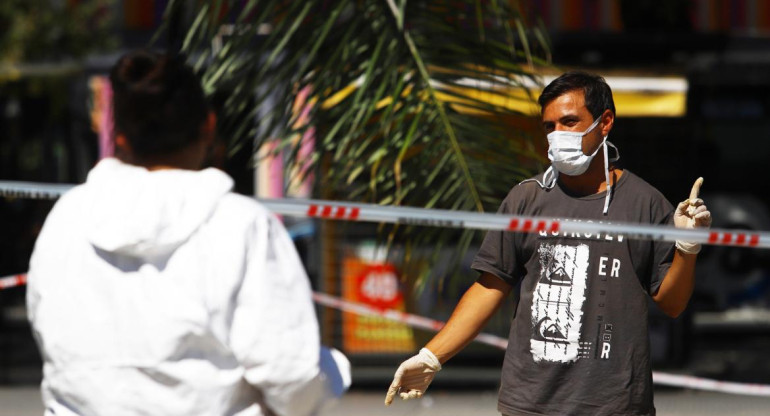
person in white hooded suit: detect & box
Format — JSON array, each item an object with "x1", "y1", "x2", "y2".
[{"x1": 26, "y1": 50, "x2": 349, "y2": 416}]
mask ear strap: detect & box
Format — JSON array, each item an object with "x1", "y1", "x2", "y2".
[
  {"x1": 519, "y1": 166, "x2": 557, "y2": 189},
  {"x1": 602, "y1": 141, "x2": 611, "y2": 215},
  {"x1": 606, "y1": 141, "x2": 620, "y2": 163},
  {"x1": 585, "y1": 116, "x2": 602, "y2": 134}
]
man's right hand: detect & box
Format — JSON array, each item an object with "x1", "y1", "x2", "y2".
[{"x1": 384, "y1": 348, "x2": 442, "y2": 405}]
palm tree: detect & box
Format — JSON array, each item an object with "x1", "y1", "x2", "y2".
[{"x1": 161, "y1": 0, "x2": 550, "y2": 285}]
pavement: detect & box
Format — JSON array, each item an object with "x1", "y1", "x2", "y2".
[
  {"x1": 3, "y1": 310, "x2": 770, "y2": 415},
  {"x1": 3, "y1": 386, "x2": 770, "y2": 416}
]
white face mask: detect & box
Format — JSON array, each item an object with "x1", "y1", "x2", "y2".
[
  {"x1": 522, "y1": 114, "x2": 619, "y2": 215},
  {"x1": 547, "y1": 117, "x2": 603, "y2": 176}
]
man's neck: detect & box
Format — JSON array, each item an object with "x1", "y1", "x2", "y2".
[{"x1": 557, "y1": 155, "x2": 623, "y2": 196}]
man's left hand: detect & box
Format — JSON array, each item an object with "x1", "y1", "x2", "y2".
[{"x1": 674, "y1": 177, "x2": 712, "y2": 254}]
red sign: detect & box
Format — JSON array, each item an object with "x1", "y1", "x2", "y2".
[{"x1": 356, "y1": 264, "x2": 402, "y2": 309}]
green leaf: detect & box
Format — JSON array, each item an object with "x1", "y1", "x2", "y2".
[{"x1": 168, "y1": 0, "x2": 553, "y2": 291}]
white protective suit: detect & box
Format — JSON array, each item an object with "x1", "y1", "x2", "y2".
[{"x1": 27, "y1": 158, "x2": 346, "y2": 416}]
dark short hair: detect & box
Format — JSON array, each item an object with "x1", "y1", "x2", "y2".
[
  {"x1": 538, "y1": 71, "x2": 615, "y2": 119},
  {"x1": 110, "y1": 50, "x2": 208, "y2": 157}
]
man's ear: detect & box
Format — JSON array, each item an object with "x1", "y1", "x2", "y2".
[{"x1": 600, "y1": 109, "x2": 614, "y2": 136}]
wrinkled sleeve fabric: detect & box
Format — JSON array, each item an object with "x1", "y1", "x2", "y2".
[
  {"x1": 229, "y1": 212, "x2": 323, "y2": 416},
  {"x1": 471, "y1": 193, "x2": 524, "y2": 287}
]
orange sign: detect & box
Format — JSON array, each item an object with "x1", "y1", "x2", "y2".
[{"x1": 342, "y1": 257, "x2": 415, "y2": 353}]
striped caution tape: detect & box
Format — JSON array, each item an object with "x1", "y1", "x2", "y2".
[
  {"x1": 0, "y1": 274, "x2": 27, "y2": 290},
  {"x1": 1, "y1": 180, "x2": 769, "y2": 249},
  {"x1": 314, "y1": 293, "x2": 770, "y2": 396},
  {"x1": 311, "y1": 291, "x2": 509, "y2": 350},
  {"x1": 3, "y1": 273, "x2": 770, "y2": 396},
  {"x1": 0, "y1": 181, "x2": 73, "y2": 200},
  {"x1": 652, "y1": 372, "x2": 770, "y2": 397},
  {"x1": 0, "y1": 272, "x2": 506, "y2": 349}
]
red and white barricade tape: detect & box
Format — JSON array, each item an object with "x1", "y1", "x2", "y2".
[
  {"x1": 0, "y1": 272, "x2": 506, "y2": 349},
  {"x1": 0, "y1": 274, "x2": 27, "y2": 290},
  {"x1": 1, "y1": 180, "x2": 770, "y2": 249},
  {"x1": 310, "y1": 292, "x2": 770, "y2": 397},
  {"x1": 652, "y1": 372, "x2": 770, "y2": 397},
  {"x1": 311, "y1": 291, "x2": 509, "y2": 350},
  {"x1": 4, "y1": 182, "x2": 770, "y2": 394},
  {"x1": 3, "y1": 273, "x2": 770, "y2": 396}
]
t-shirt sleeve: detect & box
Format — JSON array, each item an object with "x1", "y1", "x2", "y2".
[
  {"x1": 648, "y1": 202, "x2": 676, "y2": 296},
  {"x1": 471, "y1": 192, "x2": 523, "y2": 287}
]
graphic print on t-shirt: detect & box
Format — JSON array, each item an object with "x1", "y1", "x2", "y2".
[{"x1": 530, "y1": 243, "x2": 589, "y2": 363}]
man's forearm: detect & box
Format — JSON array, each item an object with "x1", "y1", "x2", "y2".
[
  {"x1": 652, "y1": 250, "x2": 697, "y2": 318},
  {"x1": 425, "y1": 273, "x2": 512, "y2": 364}
]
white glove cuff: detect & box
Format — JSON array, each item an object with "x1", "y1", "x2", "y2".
[
  {"x1": 419, "y1": 348, "x2": 442, "y2": 371},
  {"x1": 676, "y1": 240, "x2": 701, "y2": 255}
]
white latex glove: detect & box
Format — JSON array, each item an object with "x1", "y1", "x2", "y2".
[
  {"x1": 384, "y1": 348, "x2": 441, "y2": 405},
  {"x1": 674, "y1": 177, "x2": 712, "y2": 254}
]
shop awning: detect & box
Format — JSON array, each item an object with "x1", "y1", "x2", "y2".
[{"x1": 445, "y1": 75, "x2": 687, "y2": 118}]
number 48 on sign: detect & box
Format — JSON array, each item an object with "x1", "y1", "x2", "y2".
[{"x1": 358, "y1": 265, "x2": 402, "y2": 309}]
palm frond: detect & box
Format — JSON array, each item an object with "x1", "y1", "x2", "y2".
[{"x1": 160, "y1": 0, "x2": 551, "y2": 286}]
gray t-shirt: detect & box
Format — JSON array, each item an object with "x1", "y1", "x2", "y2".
[{"x1": 472, "y1": 170, "x2": 675, "y2": 416}]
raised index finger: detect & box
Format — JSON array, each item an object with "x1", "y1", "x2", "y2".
[{"x1": 689, "y1": 177, "x2": 704, "y2": 202}]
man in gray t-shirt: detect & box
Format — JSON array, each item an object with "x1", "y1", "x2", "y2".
[{"x1": 385, "y1": 71, "x2": 712, "y2": 415}]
